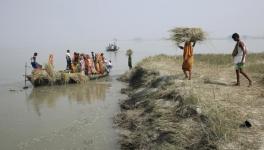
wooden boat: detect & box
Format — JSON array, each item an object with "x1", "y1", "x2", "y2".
[
  {"x1": 106, "y1": 42, "x2": 119, "y2": 52},
  {"x1": 26, "y1": 70, "x2": 109, "y2": 87},
  {"x1": 106, "y1": 44, "x2": 119, "y2": 51}
]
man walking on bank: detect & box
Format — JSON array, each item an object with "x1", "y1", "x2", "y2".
[{"x1": 231, "y1": 33, "x2": 252, "y2": 87}]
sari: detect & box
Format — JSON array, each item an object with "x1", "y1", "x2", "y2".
[{"x1": 182, "y1": 42, "x2": 193, "y2": 71}]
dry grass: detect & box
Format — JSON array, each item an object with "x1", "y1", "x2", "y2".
[
  {"x1": 247, "y1": 52, "x2": 264, "y2": 63},
  {"x1": 31, "y1": 69, "x2": 89, "y2": 85},
  {"x1": 173, "y1": 53, "x2": 264, "y2": 67},
  {"x1": 193, "y1": 54, "x2": 232, "y2": 66},
  {"x1": 115, "y1": 73, "x2": 218, "y2": 149},
  {"x1": 116, "y1": 53, "x2": 264, "y2": 150},
  {"x1": 245, "y1": 63, "x2": 264, "y2": 74},
  {"x1": 44, "y1": 63, "x2": 55, "y2": 77}
]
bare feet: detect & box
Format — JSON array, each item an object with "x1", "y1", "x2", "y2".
[
  {"x1": 248, "y1": 81, "x2": 252, "y2": 87},
  {"x1": 234, "y1": 83, "x2": 240, "y2": 86}
]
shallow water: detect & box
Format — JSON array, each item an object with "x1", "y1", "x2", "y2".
[
  {"x1": 1, "y1": 80, "x2": 126, "y2": 150},
  {"x1": 0, "y1": 39, "x2": 263, "y2": 149}
]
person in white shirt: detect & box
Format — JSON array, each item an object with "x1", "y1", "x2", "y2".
[
  {"x1": 105, "y1": 59, "x2": 112, "y2": 73},
  {"x1": 80, "y1": 54, "x2": 85, "y2": 74},
  {"x1": 66, "y1": 50, "x2": 72, "y2": 70},
  {"x1": 231, "y1": 33, "x2": 252, "y2": 87}
]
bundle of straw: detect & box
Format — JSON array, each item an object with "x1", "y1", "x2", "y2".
[
  {"x1": 61, "y1": 72, "x2": 70, "y2": 84},
  {"x1": 126, "y1": 49, "x2": 133, "y2": 56},
  {"x1": 170, "y1": 27, "x2": 206, "y2": 44},
  {"x1": 44, "y1": 63, "x2": 55, "y2": 78},
  {"x1": 32, "y1": 69, "x2": 52, "y2": 82}
]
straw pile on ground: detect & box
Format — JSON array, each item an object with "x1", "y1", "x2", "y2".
[
  {"x1": 115, "y1": 66, "x2": 218, "y2": 150},
  {"x1": 170, "y1": 27, "x2": 206, "y2": 44}
]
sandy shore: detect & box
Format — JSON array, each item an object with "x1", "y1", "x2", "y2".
[{"x1": 115, "y1": 53, "x2": 264, "y2": 150}]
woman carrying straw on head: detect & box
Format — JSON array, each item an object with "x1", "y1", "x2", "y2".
[
  {"x1": 178, "y1": 41, "x2": 196, "y2": 80},
  {"x1": 231, "y1": 33, "x2": 252, "y2": 87}
]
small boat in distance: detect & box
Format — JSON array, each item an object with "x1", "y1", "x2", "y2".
[{"x1": 106, "y1": 39, "x2": 119, "y2": 51}]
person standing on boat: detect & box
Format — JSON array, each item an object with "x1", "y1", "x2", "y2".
[
  {"x1": 48, "y1": 54, "x2": 54, "y2": 67},
  {"x1": 47, "y1": 54, "x2": 55, "y2": 77},
  {"x1": 83, "y1": 55, "x2": 88, "y2": 75},
  {"x1": 89, "y1": 55, "x2": 97, "y2": 74},
  {"x1": 72, "y1": 52, "x2": 79, "y2": 73},
  {"x1": 95, "y1": 53, "x2": 100, "y2": 73},
  {"x1": 31, "y1": 52, "x2": 42, "y2": 69},
  {"x1": 231, "y1": 33, "x2": 252, "y2": 87},
  {"x1": 98, "y1": 53, "x2": 105, "y2": 74},
  {"x1": 91, "y1": 51, "x2": 96, "y2": 65},
  {"x1": 80, "y1": 54, "x2": 85, "y2": 75},
  {"x1": 66, "y1": 50, "x2": 72, "y2": 70}
]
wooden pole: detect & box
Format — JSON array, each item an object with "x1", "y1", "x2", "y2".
[{"x1": 23, "y1": 62, "x2": 28, "y2": 89}]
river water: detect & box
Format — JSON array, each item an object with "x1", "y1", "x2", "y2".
[{"x1": 0, "y1": 39, "x2": 263, "y2": 150}]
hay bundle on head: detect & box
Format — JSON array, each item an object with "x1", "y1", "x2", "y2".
[
  {"x1": 126, "y1": 49, "x2": 133, "y2": 56},
  {"x1": 170, "y1": 27, "x2": 206, "y2": 44}
]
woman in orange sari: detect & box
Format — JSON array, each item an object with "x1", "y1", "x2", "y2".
[
  {"x1": 85, "y1": 54, "x2": 96, "y2": 75},
  {"x1": 99, "y1": 53, "x2": 105, "y2": 74},
  {"x1": 95, "y1": 53, "x2": 101, "y2": 73},
  {"x1": 71, "y1": 52, "x2": 79, "y2": 73},
  {"x1": 178, "y1": 41, "x2": 196, "y2": 80},
  {"x1": 83, "y1": 55, "x2": 89, "y2": 75}
]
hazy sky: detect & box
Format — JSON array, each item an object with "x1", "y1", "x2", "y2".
[{"x1": 0, "y1": 0, "x2": 263, "y2": 48}]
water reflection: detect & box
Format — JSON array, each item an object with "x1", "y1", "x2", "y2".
[{"x1": 27, "y1": 82, "x2": 110, "y2": 116}]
